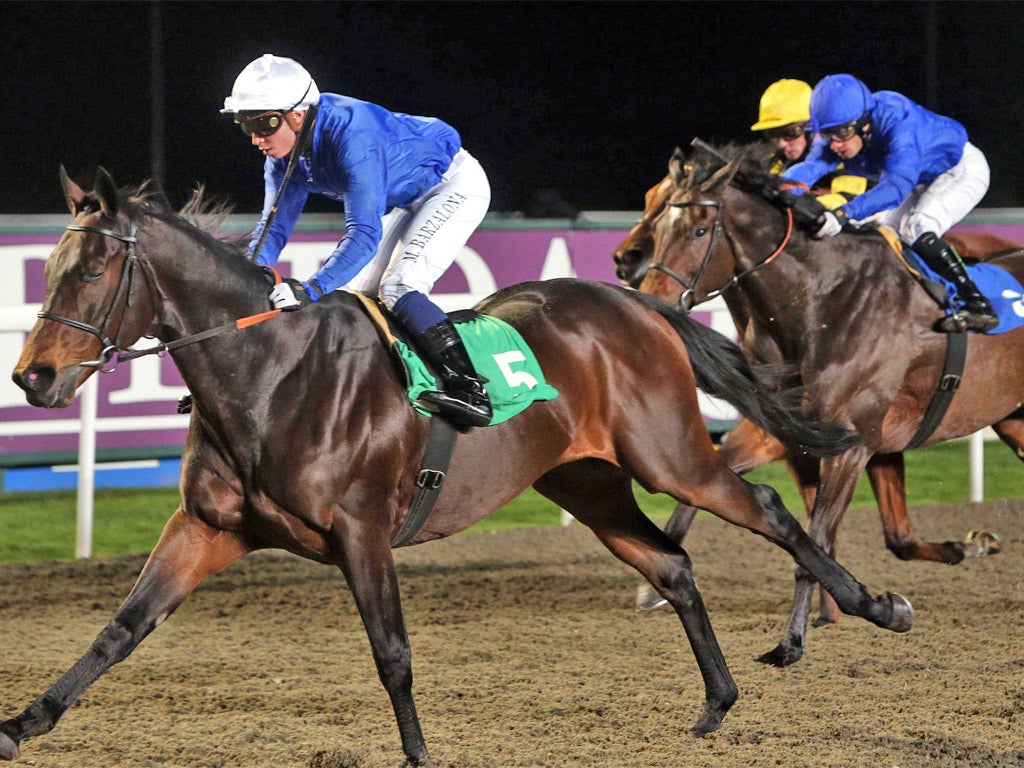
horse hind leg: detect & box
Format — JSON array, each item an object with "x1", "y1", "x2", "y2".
[
  {"x1": 534, "y1": 459, "x2": 738, "y2": 736},
  {"x1": 954, "y1": 415, "x2": 1024, "y2": 559},
  {"x1": 637, "y1": 419, "x2": 792, "y2": 612},
  {"x1": 634, "y1": 502, "x2": 698, "y2": 611},
  {"x1": 672, "y1": 465, "x2": 912, "y2": 668},
  {"x1": 864, "y1": 451, "x2": 991, "y2": 566},
  {"x1": 0, "y1": 510, "x2": 248, "y2": 761}
]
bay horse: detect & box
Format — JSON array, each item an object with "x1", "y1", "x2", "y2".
[
  {"x1": 635, "y1": 144, "x2": 1024, "y2": 667},
  {"x1": 616, "y1": 167, "x2": 1012, "y2": 614},
  {"x1": 0, "y1": 168, "x2": 914, "y2": 764}
]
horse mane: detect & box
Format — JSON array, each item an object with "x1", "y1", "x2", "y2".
[
  {"x1": 672, "y1": 140, "x2": 777, "y2": 193},
  {"x1": 115, "y1": 180, "x2": 250, "y2": 257}
]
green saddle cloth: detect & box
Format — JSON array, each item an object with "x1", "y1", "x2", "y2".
[{"x1": 394, "y1": 314, "x2": 559, "y2": 425}]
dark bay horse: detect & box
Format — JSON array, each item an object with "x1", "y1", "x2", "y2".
[
  {"x1": 0, "y1": 168, "x2": 914, "y2": 764},
  {"x1": 635, "y1": 145, "x2": 1024, "y2": 667},
  {"x1": 616, "y1": 169, "x2": 1012, "y2": 614}
]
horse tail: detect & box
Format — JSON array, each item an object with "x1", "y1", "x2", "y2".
[{"x1": 632, "y1": 292, "x2": 861, "y2": 458}]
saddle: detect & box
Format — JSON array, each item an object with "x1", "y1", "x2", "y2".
[
  {"x1": 351, "y1": 293, "x2": 559, "y2": 425},
  {"x1": 351, "y1": 292, "x2": 559, "y2": 547},
  {"x1": 875, "y1": 227, "x2": 1024, "y2": 335}
]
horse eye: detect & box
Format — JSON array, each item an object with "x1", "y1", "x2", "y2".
[
  {"x1": 694, "y1": 227, "x2": 708, "y2": 238},
  {"x1": 82, "y1": 271, "x2": 103, "y2": 283}
]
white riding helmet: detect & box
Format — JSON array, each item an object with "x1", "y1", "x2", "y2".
[{"x1": 221, "y1": 54, "x2": 320, "y2": 113}]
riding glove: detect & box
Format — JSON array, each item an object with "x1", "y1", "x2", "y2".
[
  {"x1": 269, "y1": 278, "x2": 315, "y2": 311},
  {"x1": 812, "y1": 209, "x2": 849, "y2": 239}
]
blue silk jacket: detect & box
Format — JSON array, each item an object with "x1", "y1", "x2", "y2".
[
  {"x1": 783, "y1": 90, "x2": 968, "y2": 221},
  {"x1": 251, "y1": 93, "x2": 461, "y2": 296}
]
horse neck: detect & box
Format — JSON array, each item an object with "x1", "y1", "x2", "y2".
[
  {"x1": 721, "y1": 188, "x2": 863, "y2": 327},
  {"x1": 140, "y1": 221, "x2": 269, "y2": 340}
]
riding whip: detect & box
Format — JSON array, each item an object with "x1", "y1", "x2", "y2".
[{"x1": 247, "y1": 105, "x2": 317, "y2": 262}]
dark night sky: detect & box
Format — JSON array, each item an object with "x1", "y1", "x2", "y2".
[{"x1": 4, "y1": 1, "x2": 1023, "y2": 215}]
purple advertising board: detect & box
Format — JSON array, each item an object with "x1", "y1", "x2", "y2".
[{"x1": 2, "y1": 212, "x2": 1023, "y2": 469}]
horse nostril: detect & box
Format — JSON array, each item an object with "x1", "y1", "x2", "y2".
[{"x1": 12, "y1": 366, "x2": 56, "y2": 394}]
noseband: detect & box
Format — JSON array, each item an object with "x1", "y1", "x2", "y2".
[
  {"x1": 646, "y1": 200, "x2": 730, "y2": 310},
  {"x1": 37, "y1": 222, "x2": 149, "y2": 372},
  {"x1": 647, "y1": 198, "x2": 793, "y2": 310}
]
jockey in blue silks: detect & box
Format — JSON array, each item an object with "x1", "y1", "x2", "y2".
[
  {"x1": 783, "y1": 74, "x2": 997, "y2": 332},
  {"x1": 222, "y1": 54, "x2": 493, "y2": 427}
]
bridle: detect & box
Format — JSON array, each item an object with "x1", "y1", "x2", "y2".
[
  {"x1": 36, "y1": 221, "x2": 282, "y2": 372},
  {"x1": 646, "y1": 197, "x2": 794, "y2": 310},
  {"x1": 37, "y1": 221, "x2": 153, "y2": 372}
]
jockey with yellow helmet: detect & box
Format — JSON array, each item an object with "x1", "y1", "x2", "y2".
[
  {"x1": 751, "y1": 79, "x2": 814, "y2": 171},
  {"x1": 222, "y1": 54, "x2": 494, "y2": 427},
  {"x1": 783, "y1": 74, "x2": 996, "y2": 331}
]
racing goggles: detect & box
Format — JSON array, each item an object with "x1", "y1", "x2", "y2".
[
  {"x1": 765, "y1": 123, "x2": 807, "y2": 141},
  {"x1": 820, "y1": 121, "x2": 861, "y2": 141},
  {"x1": 236, "y1": 111, "x2": 287, "y2": 138}
]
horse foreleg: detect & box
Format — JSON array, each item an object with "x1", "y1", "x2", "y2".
[
  {"x1": 0, "y1": 509, "x2": 247, "y2": 761},
  {"x1": 781, "y1": 452, "x2": 843, "y2": 629},
  {"x1": 328, "y1": 516, "x2": 428, "y2": 767},
  {"x1": 763, "y1": 449, "x2": 877, "y2": 666},
  {"x1": 535, "y1": 461, "x2": 738, "y2": 737}
]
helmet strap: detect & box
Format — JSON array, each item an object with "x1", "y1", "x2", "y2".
[{"x1": 856, "y1": 116, "x2": 872, "y2": 140}]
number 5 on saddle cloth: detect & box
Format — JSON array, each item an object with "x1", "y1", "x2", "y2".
[{"x1": 354, "y1": 294, "x2": 559, "y2": 425}]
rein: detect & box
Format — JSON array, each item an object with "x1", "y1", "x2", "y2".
[
  {"x1": 649, "y1": 200, "x2": 793, "y2": 310},
  {"x1": 38, "y1": 223, "x2": 282, "y2": 372}
]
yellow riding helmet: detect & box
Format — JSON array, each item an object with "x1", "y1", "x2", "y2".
[{"x1": 750, "y1": 79, "x2": 812, "y2": 131}]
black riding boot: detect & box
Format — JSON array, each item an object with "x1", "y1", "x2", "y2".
[
  {"x1": 413, "y1": 319, "x2": 493, "y2": 428},
  {"x1": 912, "y1": 232, "x2": 998, "y2": 332}
]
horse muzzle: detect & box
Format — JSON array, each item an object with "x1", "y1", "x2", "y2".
[
  {"x1": 11, "y1": 362, "x2": 83, "y2": 409},
  {"x1": 612, "y1": 248, "x2": 651, "y2": 288}
]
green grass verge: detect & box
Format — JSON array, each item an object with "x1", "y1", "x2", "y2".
[{"x1": 0, "y1": 440, "x2": 1018, "y2": 564}]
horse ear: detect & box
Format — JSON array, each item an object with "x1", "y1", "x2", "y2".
[
  {"x1": 60, "y1": 165, "x2": 88, "y2": 215},
  {"x1": 668, "y1": 147, "x2": 693, "y2": 186},
  {"x1": 94, "y1": 167, "x2": 119, "y2": 218},
  {"x1": 702, "y1": 157, "x2": 743, "y2": 195}
]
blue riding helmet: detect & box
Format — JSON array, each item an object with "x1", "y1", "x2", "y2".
[{"x1": 809, "y1": 74, "x2": 876, "y2": 132}]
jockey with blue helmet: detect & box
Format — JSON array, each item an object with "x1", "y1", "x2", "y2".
[
  {"x1": 222, "y1": 54, "x2": 494, "y2": 427},
  {"x1": 783, "y1": 74, "x2": 996, "y2": 332}
]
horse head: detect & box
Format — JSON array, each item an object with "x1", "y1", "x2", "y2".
[
  {"x1": 637, "y1": 146, "x2": 745, "y2": 310},
  {"x1": 12, "y1": 167, "x2": 163, "y2": 407},
  {"x1": 612, "y1": 174, "x2": 674, "y2": 288}
]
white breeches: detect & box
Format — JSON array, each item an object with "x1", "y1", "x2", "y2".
[
  {"x1": 866, "y1": 142, "x2": 990, "y2": 242},
  {"x1": 340, "y1": 149, "x2": 491, "y2": 308}
]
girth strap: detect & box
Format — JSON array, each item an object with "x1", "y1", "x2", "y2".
[
  {"x1": 904, "y1": 330, "x2": 968, "y2": 450},
  {"x1": 391, "y1": 417, "x2": 457, "y2": 547}
]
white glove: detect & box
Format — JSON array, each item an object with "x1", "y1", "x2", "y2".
[
  {"x1": 812, "y1": 210, "x2": 847, "y2": 239},
  {"x1": 268, "y1": 279, "x2": 310, "y2": 311}
]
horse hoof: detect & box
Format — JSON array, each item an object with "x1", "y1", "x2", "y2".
[
  {"x1": 883, "y1": 592, "x2": 914, "y2": 633},
  {"x1": 963, "y1": 530, "x2": 1002, "y2": 558},
  {"x1": 0, "y1": 726, "x2": 20, "y2": 761},
  {"x1": 756, "y1": 644, "x2": 802, "y2": 668},
  {"x1": 635, "y1": 584, "x2": 668, "y2": 612},
  {"x1": 689, "y1": 703, "x2": 727, "y2": 737}
]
